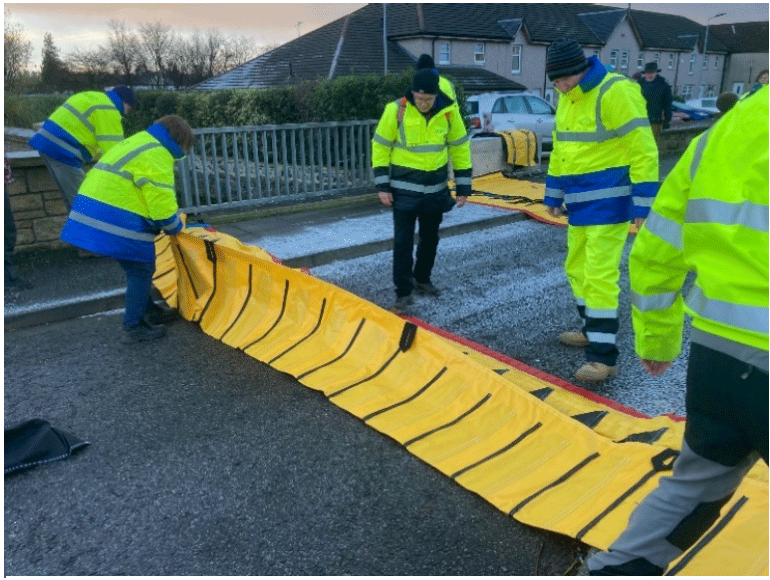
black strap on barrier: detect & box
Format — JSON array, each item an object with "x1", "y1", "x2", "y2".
[
  {"x1": 399, "y1": 322, "x2": 418, "y2": 352},
  {"x1": 176, "y1": 242, "x2": 200, "y2": 300},
  {"x1": 297, "y1": 319, "x2": 366, "y2": 380},
  {"x1": 242, "y1": 280, "x2": 289, "y2": 351},
  {"x1": 197, "y1": 240, "x2": 218, "y2": 324},
  {"x1": 571, "y1": 410, "x2": 608, "y2": 429},
  {"x1": 269, "y1": 299, "x2": 327, "y2": 364},
  {"x1": 664, "y1": 496, "x2": 749, "y2": 576},
  {"x1": 404, "y1": 393, "x2": 492, "y2": 448},
  {"x1": 470, "y1": 190, "x2": 539, "y2": 205},
  {"x1": 219, "y1": 264, "x2": 254, "y2": 342},
  {"x1": 451, "y1": 422, "x2": 543, "y2": 480},
  {"x1": 364, "y1": 367, "x2": 447, "y2": 422},
  {"x1": 530, "y1": 387, "x2": 554, "y2": 401},
  {"x1": 509, "y1": 452, "x2": 602, "y2": 516},
  {"x1": 327, "y1": 347, "x2": 402, "y2": 399},
  {"x1": 617, "y1": 428, "x2": 668, "y2": 445},
  {"x1": 575, "y1": 448, "x2": 679, "y2": 541}
]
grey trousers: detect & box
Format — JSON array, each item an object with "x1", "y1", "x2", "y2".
[{"x1": 40, "y1": 154, "x2": 85, "y2": 211}]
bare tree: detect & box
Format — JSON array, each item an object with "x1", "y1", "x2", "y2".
[
  {"x1": 66, "y1": 46, "x2": 111, "y2": 88},
  {"x1": 204, "y1": 28, "x2": 224, "y2": 77},
  {"x1": 4, "y1": 9, "x2": 33, "y2": 92},
  {"x1": 138, "y1": 22, "x2": 174, "y2": 88},
  {"x1": 106, "y1": 19, "x2": 140, "y2": 84},
  {"x1": 222, "y1": 35, "x2": 261, "y2": 71}
]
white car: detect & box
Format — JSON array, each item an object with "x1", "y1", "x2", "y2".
[
  {"x1": 465, "y1": 92, "x2": 555, "y2": 151},
  {"x1": 684, "y1": 97, "x2": 720, "y2": 114}
]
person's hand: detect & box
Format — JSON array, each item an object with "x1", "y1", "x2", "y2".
[
  {"x1": 546, "y1": 205, "x2": 563, "y2": 218},
  {"x1": 378, "y1": 191, "x2": 393, "y2": 207},
  {"x1": 634, "y1": 217, "x2": 645, "y2": 229},
  {"x1": 456, "y1": 195, "x2": 467, "y2": 208},
  {"x1": 640, "y1": 358, "x2": 672, "y2": 376}
]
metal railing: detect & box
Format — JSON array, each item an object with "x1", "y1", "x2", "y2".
[{"x1": 177, "y1": 120, "x2": 378, "y2": 213}]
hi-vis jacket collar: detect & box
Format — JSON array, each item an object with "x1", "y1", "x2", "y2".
[
  {"x1": 575, "y1": 56, "x2": 608, "y2": 95},
  {"x1": 146, "y1": 123, "x2": 186, "y2": 160},
  {"x1": 104, "y1": 90, "x2": 126, "y2": 116}
]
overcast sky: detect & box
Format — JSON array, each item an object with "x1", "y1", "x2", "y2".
[{"x1": 6, "y1": 2, "x2": 769, "y2": 70}]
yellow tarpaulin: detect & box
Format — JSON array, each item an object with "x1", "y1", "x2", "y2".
[{"x1": 152, "y1": 223, "x2": 767, "y2": 575}]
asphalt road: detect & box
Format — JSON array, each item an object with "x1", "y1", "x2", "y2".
[{"x1": 5, "y1": 308, "x2": 580, "y2": 575}]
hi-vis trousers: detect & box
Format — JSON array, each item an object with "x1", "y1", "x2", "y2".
[{"x1": 565, "y1": 222, "x2": 628, "y2": 366}]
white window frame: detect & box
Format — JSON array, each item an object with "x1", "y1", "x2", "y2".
[
  {"x1": 707, "y1": 85, "x2": 715, "y2": 97},
  {"x1": 682, "y1": 84, "x2": 693, "y2": 99},
  {"x1": 714, "y1": 55, "x2": 719, "y2": 69},
  {"x1": 609, "y1": 49, "x2": 618, "y2": 67},
  {"x1": 668, "y1": 53, "x2": 674, "y2": 70},
  {"x1": 620, "y1": 50, "x2": 629, "y2": 69},
  {"x1": 688, "y1": 53, "x2": 695, "y2": 74},
  {"x1": 702, "y1": 55, "x2": 708, "y2": 70},
  {"x1": 593, "y1": 49, "x2": 600, "y2": 57},
  {"x1": 438, "y1": 41, "x2": 451, "y2": 65},
  {"x1": 474, "y1": 43, "x2": 485, "y2": 64},
  {"x1": 637, "y1": 52, "x2": 644, "y2": 69},
  {"x1": 511, "y1": 44, "x2": 522, "y2": 74},
  {"x1": 653, "y1": 52, "x2": 660, "y2": 66}
]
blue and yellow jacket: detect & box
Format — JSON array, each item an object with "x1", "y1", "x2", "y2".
[
  {"x1": 60, "y1": 123, "x2": 184, "y2": 263},
  {"x1": 545, "y1": 57, "x2": 659, "y2": 226},
  {"x1": 29, "y1": 90, "x2": 126, "y2": 168}
]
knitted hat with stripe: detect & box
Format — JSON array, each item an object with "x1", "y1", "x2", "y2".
[{"x1": 546, "y1": 39, "x2": 589, "y2": 81}]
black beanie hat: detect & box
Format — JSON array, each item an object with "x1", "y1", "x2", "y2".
[
  {"x1": 416, "y1": 54, "x2": 436, "y2": 70},
  {"x1": 546, "y1": 39, "x2": 589, "y2": 81},
  {"x1": 412, "y1": 68, "x2": 439, "y2": 94},
  {"x1": 112, "y1": 85, "x2": 136, "y2": 108}
]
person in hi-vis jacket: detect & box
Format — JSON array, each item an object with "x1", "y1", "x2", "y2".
[
  {"x1": 543, "y1": 38, "x2": 659, "y2": 383},
  {"x1": 60, "y1": 115, "x2": 195, "y2": 343},
  {"x1": 372, "y1": 68, "x2": 472, "y2": 313}
]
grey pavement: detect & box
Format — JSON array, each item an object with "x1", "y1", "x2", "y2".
[{"x1": 5, "y1": 153, "x2": 685, "y2": 575}]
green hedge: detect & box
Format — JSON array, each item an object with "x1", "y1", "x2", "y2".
[{"x1": 5, "y1": 69, "x2": 468, "y2": 135}]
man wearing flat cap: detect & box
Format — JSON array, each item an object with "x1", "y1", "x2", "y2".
[
  {"x1": 543, "y1": 38, "x2": 659, "y2": 382},
  {"x1": 29, "y1": 85, "x2": 136, "y2": 212},
  {"x1": 372, "y1": 68, "x2": 472, "y2": 313},
  {"x1": 639, "y1": 62, "x2": 673, "y2": 148}
]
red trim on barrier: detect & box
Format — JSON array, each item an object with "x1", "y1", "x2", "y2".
[{"x1": 406, "y1": 316, "x2": 685, "y2": 422}]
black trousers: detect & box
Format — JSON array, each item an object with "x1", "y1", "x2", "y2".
[{"x1": 392, "y1": 207, "x2": 443, "y2": 297}]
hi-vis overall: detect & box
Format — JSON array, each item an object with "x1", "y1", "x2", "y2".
[{"x1": 544, "y1": 56, "x2": 659, "y2": 366}]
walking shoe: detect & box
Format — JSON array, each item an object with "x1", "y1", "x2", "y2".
[
  {"x1": 392, "y1": 294, "x2": 414, "y2": 314},
  {"x1": 414, "y1": 281, "x2": 441, "y2": 296},
  {"x1": 559, "y1": 331, "x2": 590, "y2": 348},
  {"x1": 146, "y1": 304, "x2": 179, "y2": 325},
  {"x1": 574, "y1": 362, "x2": 617, "y2": 382},
  {"x1": 122, "y1": 320, "x2": 167, "y2": 343}
]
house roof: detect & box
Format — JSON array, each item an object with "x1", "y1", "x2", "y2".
[
  {"x1": 439, "y1": 66, "x2": 527, "y2": 94},
  {"x1": 629, "y1": 9, "x2": 730, "y2": 52},
  {"x1": 195, "y1": 3, "x2": 752, "y2": 92},
  {"x1": 709, "y1": 21, "x2": 769, "y2": 53}
]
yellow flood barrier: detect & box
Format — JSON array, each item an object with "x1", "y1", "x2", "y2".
[{"x1": 153, "y1": 224, "x2": 768, "y2": 575}]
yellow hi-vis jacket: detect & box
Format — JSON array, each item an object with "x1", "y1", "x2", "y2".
[
  {"x1": 372, "y1": 92, "x2": 472, "y2": 212},
  {"x1": 545, "y1": 57, "x2": 659, "y2": 226},
  {"x1": 60, "y1": 123, "x2": 184, "y2": 263},
  {"x1": 629, "y1": 85, "x2": 769, "y2": 371},
  {"x1": 29, "y1": 90, "x2": 126, "y2": 168}
]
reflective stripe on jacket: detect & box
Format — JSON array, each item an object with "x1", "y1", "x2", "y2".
[
  {"x1": 545, "y1": 57, "x2": 659, "y2": 225},
  {"x1": 60, "y1": 123, "x2": 184, "y2": 263},
  {"x1": 371, "y1": 92, "x2": 472, "y2": 211},
  {"x1": 629, "y1": 86, "x2": 769, "y2": 370},
  {"x1": 29, "y1": 90, "x2": 125, "y2": 168}
]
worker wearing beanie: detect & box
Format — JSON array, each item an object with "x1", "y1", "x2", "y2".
[
  {"x1": 29, "y1": 85, "x2": 136, "y2": 212},
  {"x1": 589, "y1": 85, "x2": 768, "y2": 577},
  {"x1": 372, "y1": 67, "x2": 472, "y2": 313},
  {"x1": 544, "y1": 38, "x2": 659, "y2": 382},
  {"x1": 416, "y1": 53, "x2": 457, "y2": 101}
]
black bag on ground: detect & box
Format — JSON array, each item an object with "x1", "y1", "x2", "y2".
[{"x1": 5, "y1": 419, "x2": 89, "y2": 476}]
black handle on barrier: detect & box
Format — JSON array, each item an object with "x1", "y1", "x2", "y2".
[
  {"x1": 400, "y1": 322, "x2": 418, "y2": 352},
  {"x1": 651, "y1": 448, "x2": 679, "y2": 472}
]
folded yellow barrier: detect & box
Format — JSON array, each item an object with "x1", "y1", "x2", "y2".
[
  {"x1": 494, "y1": 129, "x2": 538, "y2": 167},
  {"x1": 152, "y1": 225, "x2": 768, "y2": 575},
  {"x1": 468, "y1": 173, "x2": 641, "y2": 235}
]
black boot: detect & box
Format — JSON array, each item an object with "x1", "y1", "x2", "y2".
[
  {"x1": 123, "y1": 320, "x2": 167, "y2": 343},
  {"x1": 145, "y1": 302, "x2": 179, "y2": 325}
]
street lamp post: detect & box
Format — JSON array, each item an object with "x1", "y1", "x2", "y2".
[{"x1": 698, "y1": 12, "x2": 726, "y2": 98}]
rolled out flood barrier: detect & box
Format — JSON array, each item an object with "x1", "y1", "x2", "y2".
[{"x1": 152, "y1": 223, "x2": 768, "y2": 576}]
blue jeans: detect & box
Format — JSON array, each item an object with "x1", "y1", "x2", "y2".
[{"x1": 117, "y1": 259, "x2": 156, "y2": 329}]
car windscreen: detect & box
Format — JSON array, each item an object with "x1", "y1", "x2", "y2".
[
  {"x1": 466, "y1": 101, "x2": 479, "y2": 115},
  {"x1": 524, "y1": 96, "x2": 554, "y2": 115}
]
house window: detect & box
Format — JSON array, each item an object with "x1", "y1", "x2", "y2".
[
  {"x1": 637, "y1": 52, "x2": 644, "y2": 69},
  {"x1": 593, "y1": 49, "x2": 600, "y2": 57},
  {"x1": 707, "y1": 85, "x2": 715, "y2": 97},
  {"x1": 714, "y1": 55, "x2": 719, "y2": 69},
  {"x1": 682, "y1": 84, "x2": 693, "y2": 99},
  {"x1": 688, "y1": 53, "x2": 695, "y2": 74},
  {"x1": 511, "y1": 44, "x2": 522, "y2": 74},
  {"x1": 438, "y1": 42, "x2": 451, "y2": 65},
  {"x1": 668, "y1": 53, "x2": 674, "y2": 69},
  {"x1": 702, "y1": 55, "x2": 708, "y2": 70},
  {"x1": 474, "y1": 43, "x2": 485, "y2": 64},
  {"x1": 653, "y1": 52, "x2": 660, "y2": 65},
  {"x1": 620, "y1": 51, "x2": 629, "y2": 69},
  {"x1": 609, "y1": 49, "x2": 618, "y2": 67}
]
